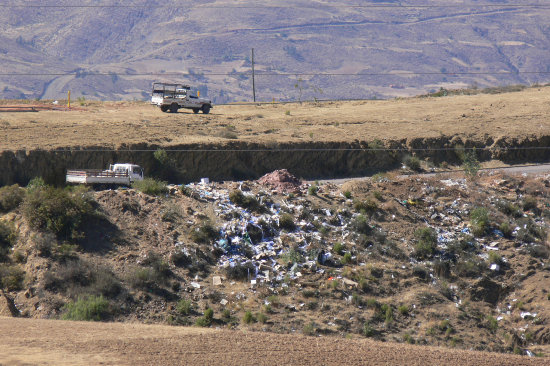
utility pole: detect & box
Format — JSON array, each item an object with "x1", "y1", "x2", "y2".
[{"x1": 251, "y1": 48, "x2": 256, "y2": 102}]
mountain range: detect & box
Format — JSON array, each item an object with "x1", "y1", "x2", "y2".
[{"x1": 1, "y1": 0, "x2": 550, "y2": 102}]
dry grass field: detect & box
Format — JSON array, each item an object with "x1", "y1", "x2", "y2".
[
  {"x1": 1, "y1": 86, "x2": 549, "y2": 151},
  {"x1": 0, "y1": 317, "x2": 546, "y2": 366}
]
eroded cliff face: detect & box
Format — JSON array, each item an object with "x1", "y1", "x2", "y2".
[{"x1": 1, "y1": 134, "x2": 549, "y2": 186}]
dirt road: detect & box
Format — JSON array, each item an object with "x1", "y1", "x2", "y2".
[{"x1": 0, "y1": 317, "x2": 545, "y2": 365}]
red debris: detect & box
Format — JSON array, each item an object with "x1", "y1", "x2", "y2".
[{"x1": 257, "y1": 169, "x2": 302, "y2": 194}]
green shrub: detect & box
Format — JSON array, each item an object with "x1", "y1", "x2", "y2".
[
  {"x1": 129, "y1": 267, "x2": 158, "y2": 290},
  {"x1": 0, "y1": 184, "x2": 24, "y2": 213},
  {"x1": 229, "y1": 190, "x2": 263, "y2": 212},
  {"x1": 62, "y1": 296, "x2": 110, "y2": 321},
  {"x1": 496, "y1": 200, "x2": 521, "y2": 218},
  {"x1": 195, "y1": 317, "x2": 210, "y2": 327},
  {"x1": 499, "y1": 222, "x2": 513, "y2": 238},
  {"x1": 32, "y1": 232, "x2": 56, "y2": 258},
  {"x1": 0, "y1": 264, "x2": 25, "y2": 291},
  {"x1": 132, "y1": 178, "x2": 168, "y2": 196},
  {"x1": 470, "y1": 207, "x2": 490, "y2": 237},
  {"x1": 373, "y1": 191, "x2": 383, "y2": 201},
  {"x1": 13, "y1": 250, "x2": 25, "y2": 264},
  {"x1": 454, "y1": 255, "x2": 487, "y2": 277},
  {"x1": 522, "y1": 196, "x2": 538, "y2": 211},
  {"x1": 341, "y1": 252, "x2": 352, "y2": 264},
  {"x1": 363, "y1": 322, "x2": 376, "y2": 337},
  {"x1": 403, "y1": 333, "x2": 415, "y2": 344},
  {"x1": 303, "y1": 322, "x2": 315, "y2": 336},
  {"x1": 488, "y1": 251, "x2": 502, "y2": 265},
  {"x1": 308, "y1": 185, "x2": 318, "y2": 196},
  {"x1": 26, "y1": 177, "x2": 46, "y2": 192},
  {"x1": 243, "y1": 310, "x2": 255, "y2": 324},
  {"x1": 359, "y1": 278, "x2": 370, "y2": 293},
  {"x1": 371, "y1": 173, "x2": 387, "y2": 182},
  {"x1": 351, "y1": 214, "x2": 371, "y2": 235},
  {"x1": 191, "y1": 221, "x2": 219, "y2": 243},
  {"x1": 153, "y1": 149, "x2": 170, "y2": 166},
  {"x1": 222, "y1": 309, "x2": 232, "y2": 322},
  {"x1": 365, "y1": 298, "x2": 379, "y2": 309},
  {"x1": 384, "y1": 305, "x2": 394, "y2": 325},
  {"x1": 196, "y1": 308, "x2": 214, "y2": 327},
  {"x1": 412, "y1": 266, "x2": 428, "y2": 280},
  {"x1": 369, "y1": 266, "x2": 383, "y2": 278},
  {"x1": 414, "y1": 227, "x2": 438, "y2": 259},
  {"x1": 22, "y1": 186, "x2": 96, "y2": 240},
  {"x1": 353, "y1": 199, "x2": 378, "y2": 215},
  {"x1": 160, "y1": 203, "x2": 182, "y2": 223},
  {"x1": 180, "y1": 185, "x2": 193, "y2": 197},
  {"x1": 439, "y1": 319, "x2": 453, "y2": 334},
  {"x1": 486, "y1": 315, "x2": 498, "y2": 332},
  {"x1": 433, "y1": 260, "x2": 451, "y2": 278},
  {"x1": 0, "y1": 222, "x2": 16, "y2": 261},
  {"x1": 44, "y1": 260, "x2": 121, "y2": 299},
  {"x1": 142, "y1": 252, "x2": 171, "y2": 279},
  {"x1": 343, "y1": 191, "x2": 352, "y2": 199},
  {"x1": 267, "y1": 295, "x2": 280, "y2": 306},
  {"x1": 225, "y1": 262, "x2": 256, "y2": 281},
  {"x1": 398, "y1": 305, "x2": 410, "y2": 316},
  {"x1": 332, "y1": 242, "x2": 344, "y2": 256},
  {"x1": 403, "y1": 155, "x2": 421, "y2": 171},
  {"x1": 90, "y1": 269, "x2": 121, "y2": 298},
  {"x1": 461, "y1": 149, "x2": 480, "y2": 179},
  {"x1": 516, "y1": 218, "x2": 547, "y2": 243},
  {"x1": 176, "y1": 299, "x2": 192, "y2": 315},
  {"x1": 528, "y1": 244, "x2": 550, "y2": 259},
  {"x1": 278, "y1": 213, "x2": 295, "y2": 231},
  {"x1": 256, "y1": 312, "x2": 268, "y2": 324}
]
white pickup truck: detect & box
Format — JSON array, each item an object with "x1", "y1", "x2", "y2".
[
  {"x1": 151, "y1": 82, "x2": 213, "y2": 114},
  {"x1": 66, "y1": 163, "x2": 144, "y2": 186}
]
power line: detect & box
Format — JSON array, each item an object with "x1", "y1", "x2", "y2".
[
  {"x1": 49, "y1": 146, "x2": 550, "y2": 153},
  {"x1": 3, "y1": 3, "x2": 550, "y2": 9},
  {"x1": 2, "y1": 71, "x2": 550, "y2": 77}
]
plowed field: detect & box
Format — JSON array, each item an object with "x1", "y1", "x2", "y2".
[{"x1": 0, "y1": 317, "x2": 546, "y2": 365}]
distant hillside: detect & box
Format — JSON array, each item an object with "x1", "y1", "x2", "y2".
[{"x1": 1, "y1": 0, "x2": 550, "y2": 102}]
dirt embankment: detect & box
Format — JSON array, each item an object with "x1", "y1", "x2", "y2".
[{"x1": 1, "y1": 134, "x2": 550, "y2": 186}]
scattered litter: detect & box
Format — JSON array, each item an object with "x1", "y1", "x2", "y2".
[
  {"x1": 213, "y1": 276, "x2": 222, "y2": 286},
  {"x1": 220, "y1": 299, "x2": 228, "y2": 306},
  {"x1": 190, "y1": 282, "x2": 201, "y2": 289},
  {"x1": 520, "y1": 312, "x2": 537, "y2": 319}
]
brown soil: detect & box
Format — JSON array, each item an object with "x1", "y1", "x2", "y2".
[
  {"x1": 0, "y1": 316, "x2": 546, "y2": 366},
  {"x1": 1, "y1": 86, "x2": 549, "y2": 151}
]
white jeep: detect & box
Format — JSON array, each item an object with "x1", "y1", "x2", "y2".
[{"x1": 151, "y1": 82, "x2": 213, "y2": 114}]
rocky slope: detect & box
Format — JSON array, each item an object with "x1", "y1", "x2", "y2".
[{"x1": 0, "y1": 170, "x2": 549, "y2": 357}]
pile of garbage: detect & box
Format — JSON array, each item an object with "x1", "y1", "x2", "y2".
[
  {"x1": 183, "y1": 177, "x2": 352, "y2": 288},
  {"x1": 257, "y1": 169, "x2": 303, "y2": 194}
]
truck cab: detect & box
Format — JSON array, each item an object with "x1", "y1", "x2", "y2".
[{"x1": 109, "y1": 163, "x2": 144, "y2": 182}]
